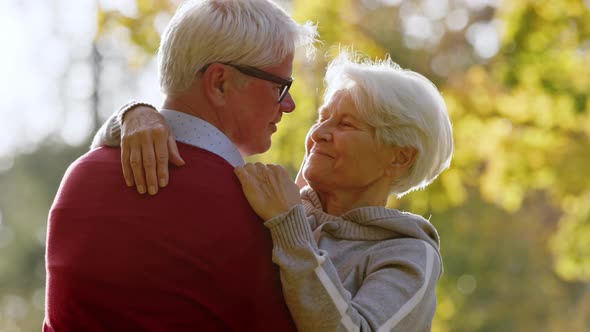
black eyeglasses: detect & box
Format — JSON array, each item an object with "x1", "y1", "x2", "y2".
[{"x1": 201, "y1": 63, "x2": 293, "y2": 103}]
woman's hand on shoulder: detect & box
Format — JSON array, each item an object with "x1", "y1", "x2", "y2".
[
  {"x1": 121, "y1": 106, "x2": 185, "y2": 195},
  {"x1": 234, "y1": 163, "x2": 301, "y2": 221}
]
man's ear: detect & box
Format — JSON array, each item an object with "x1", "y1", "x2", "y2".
[
  {"x1": 201, "y1": 63, "x2": 228, "y2": 107},
  {"x1": 386, "y1": 146, "x2": 418, "y2": 178}
]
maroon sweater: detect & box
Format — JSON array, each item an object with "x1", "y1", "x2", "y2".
[{"x1": 44, "y1": 143, "x2": 296, "y2": 331}]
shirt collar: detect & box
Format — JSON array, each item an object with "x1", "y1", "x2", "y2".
[{"x1": 160, "y1": 109, "x2": 245, "y2": 167}]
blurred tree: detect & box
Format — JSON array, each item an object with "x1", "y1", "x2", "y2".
[
  {"x1": 0, "y1": 142, "x2": 88, "y2": 331},
  {"x1": 440, "y1": 0, "x2": 590, "y2": 282},
  {"x1": 98, "y1": 0, "x2": 179, "y2": 56}
]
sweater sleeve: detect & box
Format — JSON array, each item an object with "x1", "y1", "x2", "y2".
[
  {"x1": 90, "y1": 107, "x2": 123, "y2": 149},
  {"x1": 90, "y1": 101, "x2": 158, "y2": 149},
  {"x1": 264, "y1": 205, "x2": 440, "y2": 332}
]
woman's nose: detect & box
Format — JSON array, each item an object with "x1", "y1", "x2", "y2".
[{"x1": 310, "y1": 121, "x2": 332, "y2": 142}]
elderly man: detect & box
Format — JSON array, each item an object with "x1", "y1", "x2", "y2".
[{"x1": 44, "y1": 1, "x2": 317, "y2": 331}]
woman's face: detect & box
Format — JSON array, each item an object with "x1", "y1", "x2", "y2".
[{"x1": 302, "y1": 91, "x2": 397, "y2": 192}]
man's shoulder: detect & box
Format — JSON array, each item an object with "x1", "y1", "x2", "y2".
[
  {"x1": 83, "y1": 145, "x2": 121, "y2": 160},
  {"x1": 52, "y1": 144, "x2": 250, "y2": 215},
  {"x1": 59, "y1": 147, "x2": 121, "y2": 182},
  {"x1": 61, "y1": 147, "x2": 121, "y2": 176},
  {"x1": 171, "y1": 143, "x2": 239, "y2": 186},
  {"x1": 70, "y1": 143, "x2": 235, "y2": 179},
  {"x1": 176, "y1": 142, "x2": 235, "y2": 168}
]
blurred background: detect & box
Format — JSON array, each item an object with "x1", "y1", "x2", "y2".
[{"x1": 1, "y1": 0, "x2": 590, "y2": 331}]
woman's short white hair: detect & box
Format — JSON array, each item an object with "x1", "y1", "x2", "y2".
[
  {"x1": 323, "y1": 52, "x2": 454, "y2": 197},
  {"x1": 158, "y1": 0, "x2": 318, "y2": 95}
]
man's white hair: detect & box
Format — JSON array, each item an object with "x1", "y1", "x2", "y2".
[
  {"x1": 158, "y1": 0, "x2": 318, "y2": 95},
  {"x1": 323, "y1": 52, "x2": 454, "y2": 197}
]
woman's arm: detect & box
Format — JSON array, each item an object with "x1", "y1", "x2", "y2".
[
  {"x1": 90, "y1": 102, "x2": 156, "y2": 149},
  {"x1": 235, "y1": 164, "x2": 440, "y2": 331},
  {"x1": 266, "y1": 207, "x2": 440, "y2": 332},
  {"x1": 90, "y1": 102, "x2": 184, "y2": 195},
  {"x1": 90, "y1": 108, "x2": 121, "y2": 149}
]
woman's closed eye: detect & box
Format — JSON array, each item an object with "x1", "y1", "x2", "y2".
[{"x1": 341, "y1": 121, "x2": 355, "y2": 128}]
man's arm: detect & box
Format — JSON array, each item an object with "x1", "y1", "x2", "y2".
[{"x1": 90, "y1": 101, "x2": 184, "y2": 195}]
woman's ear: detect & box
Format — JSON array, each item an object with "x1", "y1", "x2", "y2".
[
  {"x1": 201, "y1": 63, "x2": 228, "y2": 107},
  {"x1": 394, "y1": 146, "x2": 418, "y2": 168},
  {"x1": 386, "y1": 146, "x2": 418, "y2": 177}
]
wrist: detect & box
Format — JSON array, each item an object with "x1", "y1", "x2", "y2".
[
  {"x1": 263, "y1": 203, "x2": 301, "y2": 222},
  {"x1": 117, "y1": 101, "x2": 158, "y2": 125}
]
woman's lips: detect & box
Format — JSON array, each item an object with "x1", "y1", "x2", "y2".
[{"x1": 310, "y1": 149, "x2": 334, "y2": 158}]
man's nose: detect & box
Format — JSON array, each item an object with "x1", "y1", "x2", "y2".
[{"x1": 279, "y1": 93, "x2": 295, "y2": 113}]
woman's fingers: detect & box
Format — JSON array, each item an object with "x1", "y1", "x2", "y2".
[
  {"x1": 153, "y1": 128, "x2": 170, "y2": 189},
  {"x1": 167, "y1": 133, "x2": 185, "y2": 167},
  {"x1": 234, "y1": 166, "x2": 261, "y2": 203},
  {"x1": 234, "y1": 163, "x2": 301, "y2": 221},
  {"x1": 121, "y1": 143, "x2": 134, "y2": 187},
  {"x1": 120, "y1": 106, "x2": 183, "y2": 195},
  {"x1": 141, "y1": 137, "x2": 159, "y2": 195},
  {"x1": 129, "y1": 139, "x2": 147, "y2": 194}
]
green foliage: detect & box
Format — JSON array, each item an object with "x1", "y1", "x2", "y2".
[
  {"x1": 443, "y1": 0, "x2": 590, "y2": 282},
  {"x1": 0, "y1": 142, "x2": 88, "y2": 331},
  {"x1": 551, "y1": 194, "x2": 590, "y2": 281},
  {"x1": 97, "y1": 0, "x2": 177, "y2": 67}
]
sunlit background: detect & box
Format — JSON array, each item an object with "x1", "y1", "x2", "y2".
[{"x1": 1, "y1": 0, "x2": 590, "y2": 331}]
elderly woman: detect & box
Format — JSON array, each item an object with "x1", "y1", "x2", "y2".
[{"x1": 95, "y1": 53, "x2": 453, "y2": 331}]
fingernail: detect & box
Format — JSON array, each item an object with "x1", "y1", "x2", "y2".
[
  {"x1": 159, "y1": 179, "x2": 167, "y2": 187},
  {"x1": 126, "y1": 180, "x2": 133, "y2": 187},
  {"x1": 138, "y1": 185, "x2": 146, "y2": 194},
  {"x1": 148, "y1": 185, "x2": 157, "y2": 195}
]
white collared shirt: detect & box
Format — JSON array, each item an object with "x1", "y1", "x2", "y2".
[{"x1": 160, "y1": 109, "x2": 245, "y2": 167}]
